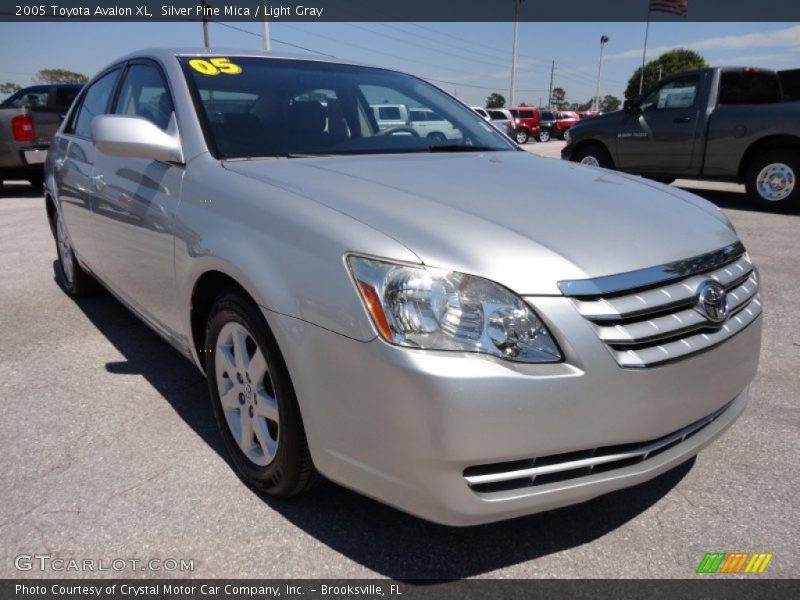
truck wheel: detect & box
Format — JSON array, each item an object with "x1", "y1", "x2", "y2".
[
  {"x1": 746, "y1": 150, "x2": 799, "y2": 211},
  {"x1": 574, "y1": 144, "x2": 613, "y2": 169},
  {"x1": 515, "y1": 129, "x2": 529, "y2": 144},
  {"x1": 206, "y1": 291, "x2": 320, "y2": 497},
  {"x1": 538, "y1": 129, "x2": 551, "y2": 143}
]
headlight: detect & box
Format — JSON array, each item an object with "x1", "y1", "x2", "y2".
[{"x1": 347, "y1": 255, "x2": 562, "y2": 363}]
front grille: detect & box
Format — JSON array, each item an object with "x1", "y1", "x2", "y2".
[
  {"x1": 464, "y1": 400, "x2": 732, "y2": 495},
  {"x1": 560, "y1": 244, "x2": 761, "y2": 368}
]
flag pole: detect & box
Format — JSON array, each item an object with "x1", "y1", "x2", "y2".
[{"x1": 638, "y1": 3, "x2": 651, "y2": 96}]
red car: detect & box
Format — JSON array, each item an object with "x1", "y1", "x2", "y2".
[
  {"x1": 554, "y1": 111, "x2": 580, "y2": 139},
  {"x1": 508, "y1": 107, "x2": 542, "y2": 144},
  {"x1": 577, "y1": 110, "x2": 601, "y2": 120}
]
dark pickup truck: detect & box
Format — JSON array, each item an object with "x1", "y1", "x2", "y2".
[
  {"x1": 0, "y1": 84, "x2": 82, "y2": 193},
  {"x1": 562, "y1": 67, "x2": 800, "y2": 210}
]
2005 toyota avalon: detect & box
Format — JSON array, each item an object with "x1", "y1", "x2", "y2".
[{"x1": 44, "y1": 49, "x2": 762, "y2": 526}]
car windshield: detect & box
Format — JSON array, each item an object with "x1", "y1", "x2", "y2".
[{"x1": 180, "y1": 56, "x2": 514, "y2": 158}]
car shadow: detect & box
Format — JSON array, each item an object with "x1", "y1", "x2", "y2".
[
  {"x1": 1, "y1": 181, "x2": 43, "y2": 199},
  {"x1": 55, "y1": 262, "x2": 695, "y2": 580},
  {"x1": 671, "y1": 181, "x2": 775, "y2": 214}
]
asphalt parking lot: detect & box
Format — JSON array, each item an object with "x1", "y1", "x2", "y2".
[{"x1": 0, "y1": 144, "x2": 798, "y2": 579}]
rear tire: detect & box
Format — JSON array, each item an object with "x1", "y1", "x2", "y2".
[
  {"x1": 515, "y1": 129, "x2": 529, "y2": 144},
  {"x1": 745, "y1": 149, "x2": 800, "y2": 212},
  {"x1": 573, "y1": 144, "x2": 614, "y2": 169},
  {"x1": 538, "y1": 129, "x2": 551, "y2": 143},
  {"x1": 427, "y1": 132, "x2": 446, "y2": 143},
  {"x1": 54, "y1": 211, "x2": 99, "y2": 297},
  {"x1": 206, "y1": 292, "x2": 320, "y2": 497}
]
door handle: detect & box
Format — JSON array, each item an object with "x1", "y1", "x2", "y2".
[
  {"x1": 92, "y1": 173, "x2": 106, "y2": 192},
  {"x1": 673, "y1": 117, "x2": 691, "y2": 123}
]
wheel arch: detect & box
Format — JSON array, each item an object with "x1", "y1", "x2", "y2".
[
  {"x1": 189, "y1": 269, "x2": 264, "y2": 374},
  {"x1": 738, "y1": 134, "x2": 800, "y2": 182}
]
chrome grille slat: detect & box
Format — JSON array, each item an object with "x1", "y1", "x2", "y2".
[
  {"x1": 593, "y1": 274, "x2": 759, "y2": 346},
  {"x1": 464, "y1": 401, "x2": 730, "y2": 488},
  {"x1": 575, "y1": 254, "x2": 754, "y2": 322},
  {"x1": 562, "y1": 249, "x2": 760, "y2": 368}
]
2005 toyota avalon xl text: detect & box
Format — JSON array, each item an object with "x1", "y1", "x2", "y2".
[{"x1": 44, "y1": 49, "x2": 762, "y2": 526}]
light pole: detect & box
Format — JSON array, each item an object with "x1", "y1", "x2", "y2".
[
  {"x1": 509, "y1": 0, "x2": 522, "y2": 107},
  {"x1": 594, "y1": 35, "x2": 609, "y2": 112}
]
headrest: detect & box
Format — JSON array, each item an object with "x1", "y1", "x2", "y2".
[{"x1": 288, "y1": 101, "x2": 326, "y2": 134}]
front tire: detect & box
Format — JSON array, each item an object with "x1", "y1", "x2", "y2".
[
  {"x1": 427, "y1": 132, "x2": 446, "y2": 143},
  {"x1": 515, "y1": 129, "x2": 529, "y2": 144},
  {"x1": 206, "y1": 292, "x2": 319, "y2": 497},
  {"x1": 745, "y1": 149, "x2": 799, "y2": 212},
  {"x1": 538, "y1": 129, "x2": 551, "y2": 143},
  {"x1": 573, "y1": 144, "x2": 614, "y2": 169}
]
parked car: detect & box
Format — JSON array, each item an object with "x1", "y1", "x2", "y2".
[
  {"x1": 471, "y1": 106, "x2": 491, "y2": 121},
  {"x1": 408, "y1": 107, "x2": 461, "y2": 141},
  {"x1": 508, "y1": 107, "x2": 542, "y2": 144},
  {"x1": 0, "y1": 83, "x2": 82, "y2": 193},
  {"x1": 577, "y1": 110, "x2": 601, "y2": 119},
  {"x1": 553, "y1": 111, "x2": 580, "y2": 138},
  {"x1": 485, "y1": 108, "x2": 517, "y2": 140},
  {"x1": 563, "y1": 66, "x2": 800, "y2": 210},
  {"x1": 46, "y1": 49, "x2": 761, "y2": 526},
  {"x1": 370, "y1": 103, "x2": 409, "y2": 132},
  {"x1": 538, "y1": 109, "x2": 556, "y2": 142}
]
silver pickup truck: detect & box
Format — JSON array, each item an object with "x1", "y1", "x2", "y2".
[
  {"x1": 0, "y1": 84, "x2": 82, "y2": 193},
  {"x1": 562, "y1": 67, "x2": 800, "y2": 211}
]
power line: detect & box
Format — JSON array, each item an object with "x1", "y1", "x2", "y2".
[{"x1": 212, "y1": 22, "x2": 337, "y2": 57}]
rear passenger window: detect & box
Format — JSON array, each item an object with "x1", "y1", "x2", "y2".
[
  {"x1": 115, "y1": 63, "x2": 174, "y2": 130},
  {"x1": 718, "y1": 71, "x2": 782, "y2": 105},
  {"x1": 71, "y1": 69, "x2": 120, "y2": 138}
]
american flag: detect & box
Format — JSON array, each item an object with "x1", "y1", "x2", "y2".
[{"x1": 649, "y1": 0, "x2": 688, "y2": 16}]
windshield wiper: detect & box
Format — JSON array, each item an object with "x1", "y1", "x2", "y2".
[{"x1": 426, "y1": 144, "x2": 497, "y2": 152}]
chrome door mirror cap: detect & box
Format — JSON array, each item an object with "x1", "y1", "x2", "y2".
[{"x1": 91, "y1": 114, "x2": 184, "y2": 164}]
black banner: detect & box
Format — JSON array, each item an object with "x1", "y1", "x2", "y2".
[
  {"x1": 3, "y1": 0, "x2": 800, "y2": 22},
  {"x1": 3, "y1": 580, "x2": 800, "y2": 600}
]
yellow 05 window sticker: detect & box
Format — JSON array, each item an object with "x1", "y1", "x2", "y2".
[{"x1": 188, "y1": 57, "x2": 243, "y2": 76}]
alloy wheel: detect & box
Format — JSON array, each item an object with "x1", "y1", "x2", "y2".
[{"x1": 214, "y1": 321, "x2": 280, "y2": 466}]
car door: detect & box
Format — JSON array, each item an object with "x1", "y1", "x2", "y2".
[
  {"x1": 616, "y1": 73, "x2": 705, "y2": 174},
  {"x1": 53, "y1": 68, "x2": 121, "y2": 269},
  {"x1": 90, "y1": 60, "x2": 185, "y2": 341}
]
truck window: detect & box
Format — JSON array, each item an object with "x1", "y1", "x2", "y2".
[
  {"x1": 378, "y1": 106, "x2": 401, "y2": 120},
  {"x1": 640, "y1": 75, "x2": 700, "y2": 112},
  {"x1": 718, "y1": 71, "x2": 782, "y2": 105}
]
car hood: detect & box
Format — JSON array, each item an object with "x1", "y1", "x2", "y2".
[{"x1": 224, "y1": 151, "x2": 737, "y2": 295}]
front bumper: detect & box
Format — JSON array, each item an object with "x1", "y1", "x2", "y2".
[{"x1": 265, "y1": 297, "x2": 761, "y2": 526}]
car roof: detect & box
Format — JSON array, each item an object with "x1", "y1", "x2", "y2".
[{"x1": 112, "y1": 47, "x2": 380, "y2": 70}]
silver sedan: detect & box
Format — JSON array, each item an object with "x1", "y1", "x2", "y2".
[{"x1": 45, "y1": 49, "x2": 761, "y2": 526}]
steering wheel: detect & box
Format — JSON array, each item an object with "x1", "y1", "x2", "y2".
[{"x1": 377, "y1": 126, "x2": 420, "y2": 137}]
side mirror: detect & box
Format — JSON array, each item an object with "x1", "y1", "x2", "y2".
[
  {"x1": 91, "y1": 114, "x2": 184, "y2": 163},
  {"x1": 623, "y1": 100, "x2": 641, "y2": 116}
]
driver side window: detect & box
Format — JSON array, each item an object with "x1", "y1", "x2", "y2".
[
  {"x1": 640, "y1": 75, "x2": 700, "y2": 112},
  {"x1": 114, "y1": 63, "x2": 174, "y2": 130}
]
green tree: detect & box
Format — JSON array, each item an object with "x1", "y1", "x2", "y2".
[
  {"x1": 0, "y1": 82, "x2": 22, "y2": 94},
  {"x1": 33, "y1": 69, "x2": 89, "y2": 84},
  {"x1": 569, "y1": 99, "x2": 593, "y2": 111},
  {"x1": 624, "y1": 49, "x2": 707, "y2": 101},
  {"x1": 485, "y1": 92, "x2": 506, "y2": 108},
  {"x1": 600, "y1": 94, "x2": 621, "y2": 112},
  {"x1": 550, "y1": 87, "x2": 567, "y2": 109}
]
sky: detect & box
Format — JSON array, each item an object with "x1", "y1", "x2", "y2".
[{"x1": 0, "y1": 20, "x2": 798, "y2": 106}]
